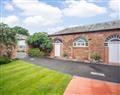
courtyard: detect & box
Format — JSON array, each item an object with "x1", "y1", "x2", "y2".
[
  {"x1": 0, "y1": 0, "x2": 120, "y2": 94},
  {"x1": 21, "y1": 56, "x2": 120, "y2": 83},
  {"x1": 0, "y1": 57, "x2": 120, "y2": 95}
]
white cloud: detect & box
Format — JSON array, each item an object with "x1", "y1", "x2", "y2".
[
  {"x1": 47, "y1": 26, "x2": 66, "y2": 34},
  {"x1": 47, "y1": 24, "x2": 81, "y2": 34},
  {"x1": 1, "y1": 15, "x2": 20, "y2": 26},
  {"x1": 68, "y1": 24, "x2": 80, "y2": 28},
  {"x1": 108, "y1": 0, "x2": 120, "y2": 18},
  {"x1": 2, "y1": 0, "x2": 115, "y2": 34},
  {"x1": 12, "y1": 0, "x2": 63, "y2": 27},
  {"x1": 63, "y1": 0, "x2": 107, "y2": 18},
  {"x1": 24, "y1": 15, "x2": 62, "y2": 28},
  {"x1": 4, "y1": 3, "x2": 14, "y2": 11},
  {"x1": 24, "y1": 16, "x2": 45, "y2": 27}
]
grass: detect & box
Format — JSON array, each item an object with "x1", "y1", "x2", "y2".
[{"x1": 0, "y1": 60, "x2": 72, "y2": 95}]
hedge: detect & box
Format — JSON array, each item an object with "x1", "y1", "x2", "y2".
[
  {"x1": 0, "y1": 56, "x2": 11, "y2": 65},
  {"x1": 28, "y1": 48, "x2": 47, "y2": 57}
]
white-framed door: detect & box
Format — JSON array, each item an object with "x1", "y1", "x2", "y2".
[
  {"x1": 109, "y1": 42, "x2": 120, "y2": 64},
  {"x1": 55, "y1": 43, "x2": 61, "y2": 57}
]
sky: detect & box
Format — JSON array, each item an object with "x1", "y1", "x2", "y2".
[{"x1": 0, "y1": 0, "x2": 120, "y2": 34}]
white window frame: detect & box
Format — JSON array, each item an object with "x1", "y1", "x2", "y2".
[{"x1": 73, "y1": 38, "x2": 88, "y2": 47}]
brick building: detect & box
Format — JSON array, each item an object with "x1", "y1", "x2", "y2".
[{"x1": 49, "y1": 20, "x2": 120, "y2": 65}]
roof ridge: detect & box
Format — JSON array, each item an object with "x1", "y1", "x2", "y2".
[
  {"x1": 50, "y1": 20, "x2": 120, "y2": 36},
  {"x1": 61, "y1": 20, "x2": 120, "y2": 31}
]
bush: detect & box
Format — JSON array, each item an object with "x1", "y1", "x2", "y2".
[
  {"x1": 26, "y1": 32, "x2": 53, "y2": 53},
  {"x1": 90, "y1": 52, "x2": 101, "y2": 62},
  {"x1": 0, "y1": 56, "x2": 11, "y2": 65},
  {"x1": 63, "y1": 51, "x2": 68, "y2": 58},
  {"x1": 28, "y1": 48, "x2": 46, "y2": 57}
]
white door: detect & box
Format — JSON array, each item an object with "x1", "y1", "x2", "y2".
[
  {"x1": 109, "y1": 42, "x2": 120, "y2": 64},
  {"x1": 55, "y1": 43, "x2": 61, "y2": 57}
]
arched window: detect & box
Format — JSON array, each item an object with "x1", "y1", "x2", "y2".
[
  {"x1": 104, "y1": 34, "x2": 120, "y2": 46},
  {"x1": 73, "y1": 38, "x2": 88, "y2": 47},
  {"x1": 54, "y1": 38, "x2": 62, "y2": 43},
  {"x1": 55, "y1": 40, "x2": 62, "y2": 43}
]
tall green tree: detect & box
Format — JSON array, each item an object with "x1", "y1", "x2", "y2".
[
  {"x1": 13, "y1": 26, "x2": 29, "y2": 36},
  {"x1": 0, "y1": 23, "x2": 17, "y2": 58},
  {"x1": 26, "y1": 32, "x2": 53, "y2": 53}
]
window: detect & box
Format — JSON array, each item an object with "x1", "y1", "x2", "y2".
[
  {"x1": 73, "y1": 38, "x2": 88, "y2": 47},
  {"x1": 55, "y1": 40, "x2": 61, "y2": 43},
  {"x1": 54, "y1": 39, "x2": 62, "y2": 44}
]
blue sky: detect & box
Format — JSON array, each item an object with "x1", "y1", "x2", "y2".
[{"x1": 1, "y1": 0, "x2": 120, "y2": 34}]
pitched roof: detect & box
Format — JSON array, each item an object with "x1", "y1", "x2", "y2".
[{"x1": 50, "y1": 20, "x2": 120, "y2": 36}]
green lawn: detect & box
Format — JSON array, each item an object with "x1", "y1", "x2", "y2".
[{"x1": 0, "y1": 60, "x2": 72, "y2": 95}]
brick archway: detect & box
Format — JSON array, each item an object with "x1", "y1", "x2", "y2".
[
  {"x1": 54, "y1": 38, "x2": 63, "y2": 43},
  {"x1": 104, "y1": 34, "x2": 120, "y2": 64}
]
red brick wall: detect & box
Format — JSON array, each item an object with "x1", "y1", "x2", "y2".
[
  {"x1": 0, "y1": 47, "x2": 17, "y2": 59},
  {"x1": 49, "y1": 30, "x2": 120, "y2": 64}
]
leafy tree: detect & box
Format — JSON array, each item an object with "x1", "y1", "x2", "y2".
[
  {"x1": 26, "y1": 32, "x2": 53, "y2": 54},
  {"x1": 0, "y1": 23, "x2": 17, "y2": 58},
  {"x1": 13, "y1": 26, "x2": 29, "y2": 36}
]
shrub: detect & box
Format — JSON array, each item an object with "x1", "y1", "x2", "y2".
[
  {"x1": 0, "y1": 56, "x2": 11, "y2": 65},
  {"x1": 0, "y1": 23, "x2": 17, "y2": 58},
  {"x1": 28, "y1": 48, "x2": 46, "y2": 57},
  {"x1": 63, "y1": 51, "x2": 68, "y2": 58},
  {"x1": 90, "y1": 52, "x2": 101, "y2": 62},
  {"x1": 26, "y1": 32, "x2": 53, "y2": 53}
]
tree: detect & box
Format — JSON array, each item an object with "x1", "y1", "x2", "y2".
[
  {"x1": 12, "y1": 26, "x2": 29, "y2": 36},
  {"x1": 0, "y1": 23, "x2": 17, "y2": 58},
  {"x1": 26, "y1": 32, "x2": 53, "y2": 53}
]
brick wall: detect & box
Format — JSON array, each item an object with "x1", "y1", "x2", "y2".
[
  {"x1": 0, "y1": 47, "x2": 17, "y2": 59},
  {"x1": 49, "y1": 30, "x2": 120, "y2": 64}
]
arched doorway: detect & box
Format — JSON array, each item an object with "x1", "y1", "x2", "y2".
[
  {"x1": 54, "y1": 39, "x2": 62, "y2": 57},
  {"x1": 105, "y1": 34, "x2": 120, "y2": 64}
]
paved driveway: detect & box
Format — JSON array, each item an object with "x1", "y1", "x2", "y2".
[
  {"x1": 16, "y1": 52, "x2": 27, "y2": 58},
  {"x1": 21, "y1": 56, "x2": 120, "y2": 83}
]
